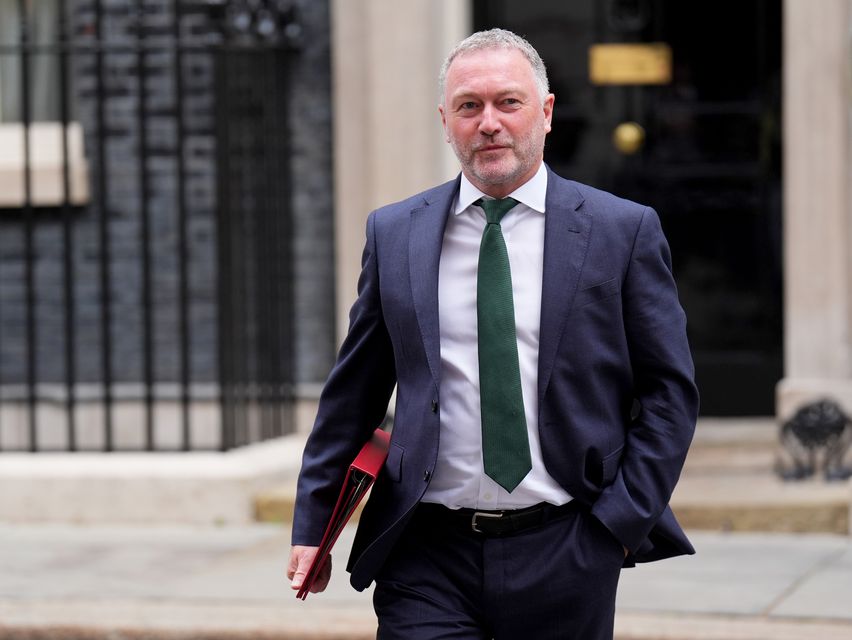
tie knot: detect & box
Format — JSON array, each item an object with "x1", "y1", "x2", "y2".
[{"x1": 476, "y1": 197, "x2": 518, "y2": 224}]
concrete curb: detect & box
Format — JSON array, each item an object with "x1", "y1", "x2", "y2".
[
  {"x1": 0, "y1": 628, "x2": 372, "y2": 640},
  {"x1": 614, "y1": 612, "x2": 852, "y2": 640},
  {"x1": 6, "y1": 612, "x2": 852, "y2": 640},
  {"x1": 0, "y1": 600, "x2": 376, "y2": 640},
  {"x1": 0, "y1": 434, "x2": 307, "y2": 525}
]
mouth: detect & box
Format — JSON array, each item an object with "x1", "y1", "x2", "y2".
[{"x1": 478, "y1": 144, "x2": 508, "y2": 152}]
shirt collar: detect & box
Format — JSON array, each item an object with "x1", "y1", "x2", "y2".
[{"x1": 454, "y1": 162, "x2": 548, "y2": 215}]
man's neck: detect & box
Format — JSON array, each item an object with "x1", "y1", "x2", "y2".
[{"x1": 464, "y1": 161, "x2": 543, "y2": 200}]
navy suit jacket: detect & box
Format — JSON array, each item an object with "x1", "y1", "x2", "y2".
[{"x1": 292, "y1": 167, "x2": 699, "y2": 591}]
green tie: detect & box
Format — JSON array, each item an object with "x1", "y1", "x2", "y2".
[{"x1": 475, "y1": 197, "x2": 532, "y2": 492}]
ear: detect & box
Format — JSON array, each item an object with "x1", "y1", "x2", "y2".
[
  {"x1": 542, "y1": 94, "x2": 555, "y2": 134},
  {"x1": 438, "y1": 104, "x2": 449, "y2": 141}
]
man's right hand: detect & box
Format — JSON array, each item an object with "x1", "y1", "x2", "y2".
[{"x1": 288, "y1": 545, "x2": 332, "y2": 593}]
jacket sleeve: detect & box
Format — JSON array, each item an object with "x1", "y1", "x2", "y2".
[
  {"x1": 291, "y1": 211, "x2": 398, "y2": 546},
  {"x1": 590, "y1": 207, "x2": 699, "y2": 553}
]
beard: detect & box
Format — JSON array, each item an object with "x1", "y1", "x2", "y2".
[{"x1": 448, "y1": 129, "x2": 545, "y2": 189}]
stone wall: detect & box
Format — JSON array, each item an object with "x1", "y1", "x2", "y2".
[{"x1": 778, "y1": 0, "x2": 852, "y2": 419}]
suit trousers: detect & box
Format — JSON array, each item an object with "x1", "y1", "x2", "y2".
[{"x1": 373, "y1": 502, "x2": 624, "y2": 640}]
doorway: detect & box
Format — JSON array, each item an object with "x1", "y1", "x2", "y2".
[{"x1": 475, "y1": 0, "x2": 783, "y2": 415}]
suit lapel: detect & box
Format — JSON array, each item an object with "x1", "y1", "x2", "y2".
[
  {"x1": 538, "y1": 168, "x2": 591, "y2": 402},
  {"x1": 409, "y1": 176, "x2": 459, "y2": 387}
]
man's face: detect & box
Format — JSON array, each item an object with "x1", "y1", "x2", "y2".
[{"x1": 439, "y1": 47, "x2": 554, "y2": 198}]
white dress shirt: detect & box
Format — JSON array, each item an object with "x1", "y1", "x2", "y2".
[{"x1": 422, "y1": 162, "x2": 573, "y2": 510}]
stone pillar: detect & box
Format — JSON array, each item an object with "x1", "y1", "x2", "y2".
[
  {"x1": 330, "y1": 0, "x2": 470, "y2": 341},
  {"x1": 778, "y1": 0, "x2": 852, "y2": 418}
]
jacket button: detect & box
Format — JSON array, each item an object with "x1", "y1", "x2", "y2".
[
  {"x1": 423, "y1": 470, "x2": 432, "y2": 482},
  {"x1": 431, "y1": 400, "x2": 438, "y2": 413}
]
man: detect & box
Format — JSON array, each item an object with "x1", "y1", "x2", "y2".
[{"x1": 289, "y1": 28, "x2": 698, "y2": 639}]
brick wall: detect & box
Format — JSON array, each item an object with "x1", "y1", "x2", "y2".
[{"x1": 0, "y1": 0, "x2": 334, "y2": 390}]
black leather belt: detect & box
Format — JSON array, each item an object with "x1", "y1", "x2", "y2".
[{"x1": 418, "y1": 501, "x2": 581, "y2": 537}]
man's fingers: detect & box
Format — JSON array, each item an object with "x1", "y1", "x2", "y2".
[
  {"x1": 286, "y1": 549, "x2": 299, "y2": 581},
  {"x1": 290, "y1": 555, "x2": 311, "y2": 589},
  {"x1": 288, "y1": 545, "x2": 332, "y2": 593},
  {"x1": 288, "y1": 545, "x2": 319, "y2": 590},
  {"x1": 310, "y1": 555, "x2": 332, "y2": 593},
  {"x1": 289, "y1": 561, "x2": 306, "y2": 589}
]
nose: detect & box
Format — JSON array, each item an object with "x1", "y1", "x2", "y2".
[{"x1": 478, "y1": 103, "x2": 502, "y2": 136}]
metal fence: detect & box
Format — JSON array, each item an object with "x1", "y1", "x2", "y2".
[{"x1": 0, "y1": 0, "x2": 299, "y2": 451}]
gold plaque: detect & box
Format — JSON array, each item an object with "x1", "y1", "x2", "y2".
[{"x1": 589, "y1": 43, "x2": 672, "y2": 85}]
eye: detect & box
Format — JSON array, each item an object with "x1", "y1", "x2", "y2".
[
  {"x1": 459, "y1": 101, "x2": 478, "y2": 110},
  {"x1": 503, "y1": 97, "x2": 521, "y2": 107}
]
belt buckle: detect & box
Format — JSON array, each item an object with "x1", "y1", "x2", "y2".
[{"x1": 471, "y1": 510, "x2": 503, "y2": 534}]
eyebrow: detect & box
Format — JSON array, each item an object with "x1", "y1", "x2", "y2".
[{"x1": 450, "y1": 87, "x2": 529, "y2": 105}]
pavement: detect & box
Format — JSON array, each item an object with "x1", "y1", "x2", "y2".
[
  {"x1": 2, "y1": 419, "x2": 852, "y2": 640},
  {"x1": 1, "y1": 523, "x2": 852, "y2": 640}
]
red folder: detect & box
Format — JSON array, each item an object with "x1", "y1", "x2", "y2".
[{"x1": 296, "y1": 428, "x2": 391, "y2": 600}]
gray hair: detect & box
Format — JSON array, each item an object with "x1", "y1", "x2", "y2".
[{"x1": 439, "y1": 28, "x2": 550, "y2": 105}]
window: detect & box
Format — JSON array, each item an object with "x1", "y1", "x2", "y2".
[
  {"x1": 0, "y1": 0, "x2": 63, "y2": 123},
  {"x1": 0, "y1": 0, "x2": 88, "y2": 207}
]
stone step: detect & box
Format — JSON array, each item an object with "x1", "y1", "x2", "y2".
[
  {"x1": 672, "y1": 419, "x2": 851, "y2": 534},
  {"x1": 254, "y1": 483, "x2": 852, "y2": 534},
  {"x1": 257, "y1": 419, "x2": 852, "y2": 535},
  {"x1": 672, "y1": 478, "x2": 851, "y2": 535}
]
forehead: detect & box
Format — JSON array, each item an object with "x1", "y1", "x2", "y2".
[{"x1": 444, "y1": 47, "x2": 537, "y2": 97}]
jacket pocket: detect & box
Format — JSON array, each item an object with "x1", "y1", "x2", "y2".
[
  {"x1": 573, "y1": 277, "x2": 619, "y2": 309},
  {"x1": 600, "y1": 444, "x2": 624, "y2": 486},
  {"x1": 385, "y1": 443, "x2": 404, "y2": 482}
]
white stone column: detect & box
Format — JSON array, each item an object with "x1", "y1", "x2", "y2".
[
  {"x1": 330, "y1": 0, "x2": 470, "y2": 342},
  {"x1": 778, "y1": 0, "x2": 852, "y2": 418}
]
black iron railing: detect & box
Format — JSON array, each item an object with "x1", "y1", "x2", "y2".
[{"x1": 0, "y1": 0, "x2": 299, "y2": 451}]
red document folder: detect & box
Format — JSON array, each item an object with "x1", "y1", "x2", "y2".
[{"x1": 296, "y1": 428, "x2": 391, "y2": 600}]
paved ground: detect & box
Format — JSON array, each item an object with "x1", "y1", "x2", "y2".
[
  {"x1": 3, "y1": 419, "x2": 851, "y2": 639},
  {"x1": 2, "y1": 523, "x2": 852, "y2": 640}
]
